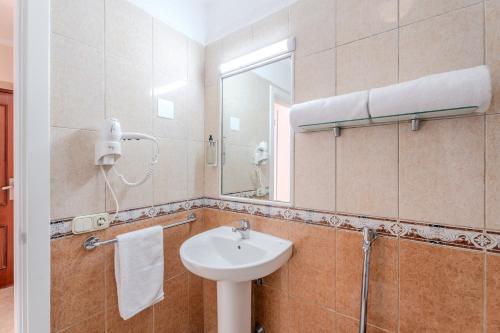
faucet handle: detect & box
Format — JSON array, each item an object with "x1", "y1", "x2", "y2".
[{"x1": 239, "y1": 219, "x2": 250, "y2": 229}]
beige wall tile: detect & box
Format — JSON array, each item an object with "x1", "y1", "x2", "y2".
[
  {"x1": 336, "y1": 230, "x2": 398, "y2": 331},
  {"x1": 154, "y1": 138, "x2": 188, "y2": 204},
  {"x1": 154, "y1": 273, "x2": 189, "y2": 332},
  {"x1": 222, "y1": 27, "x2": 254, "y2": 61},
  {"x1": 203, "y1": 279, "x2": 218, "y2": 333},
  {"x1": 290, "y1": 0, "x2": 335, "y2": 57},
  {"x1": 399, "y1": 4, "x2": 484, "y2": 81},
  {"x1": 486, "y1": 114, "x2": 500, "y2": 230},
  {"x1": 336, "y1": 30, "x2": 398, "y2": 95},
  {"x1": 51, "y1": 34, "x2": 104, "y2": 130},
  {"x1": 106, "y1": 305, "x2": 153, "y2": 333},
  {"x1": 51, "y1": 128, "x2": 105, "y2": 219},
  {"x1": 188, "y1": 40, "x2": 205, "y2": 83},
  {"x1": 399, "y1": 116, "x2": 485, "y2": 227},
  {"x1": 486, "y1": 0, "x2": 500, "y2": 114},
  {"x1": 51, "y1": 233, "x2": 106, "y2": 332},
  {"x1": 58, "y1": 313, "x2": 105, "y2": 333},
  {"x1": 188, "y1": 140, "x2": 205, "y2": 198},
  {"x1": 289, "y1": 223, "x2": 336, "y2": 309},
  {"x1": 105, "y1": 139, "x2": 154, "y2": 210},
  {"x1": 337, "y1": 124, "x2": 398, "y2": 218},
  {"x1": 335, "y1": 314, "x2": 389, "y2": 333},
  {"x1": 294, "y1": 49, "x2": 335, "y2": 104},
  {"x1": 252, "y1": 8, "x2": 290, "y2": 49},
  {"x1": 400, "y1": 0, "x2": 481, "y2": 26},
  {"x1": 205, "y1": 41, "x2": 223, "y2": 87},
  {"x1": 289, "y1": 296, "x2": 336, "y2": 333},
  {"x1": 158, "y1": 224, "x2": 190, "y2": 280},
  {"x1": 204, "y1": 84, "x2": 220, "y2": 140},
  {"x1": 204, "y1": 84, "x2": 220, "y2": 198},
  {"x1": 336, "y1": 0, "x2": 398, "y2": 45},
  {"x1": 188, "y1": 80, "x2": 206, "y2": 142},
  {"x1": 294, "y1": 131, "x2": 335, "y2": 211},
  {"x1": 487, "y1": 253, "x2": 500, "y2": 332},
  {"x1": 105, "y1": 0, "x2": 152, "y2": 67},
  {"x1": 153, "y1": 74, "x2": 189, "y2": 140},
  {"x1": 153, "y1": 19, "x2": 188, "y2": 81},
  {"x1": 188, "y1": 273, "x2": 205, "y2": 332},
  {"x1": 105, "y1": 54, "x2": 153, "y2": 134},
  {"x1": 254, "y1": 285, "x2": 289, "y2": 333},
  {"x1": 51, "y1": 0, "x2": 104, "y2": 49},
  {"x1": 399, "y1": 240, "x2": 484, "y2": 332}
]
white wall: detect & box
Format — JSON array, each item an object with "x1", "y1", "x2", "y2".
[
  {"x1": 127, "y1": 0, "x2": 298, "y2": 45},
  {"x1": 205, "y1": 0, "x2": 298, "y2": 43},
  {"x1": 0, "y1": 0, "x2": 14, "y2": 88},
  {"x1": 127, "y1": 0, "x2": 207, "y2": 44}
]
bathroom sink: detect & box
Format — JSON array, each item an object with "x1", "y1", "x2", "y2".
[
  {"x1": 180, "y1": 225, "x2": 292, "y2": 333},
  {"x1": 180, "y1": 226, "x2": 292, "y2": 282}
]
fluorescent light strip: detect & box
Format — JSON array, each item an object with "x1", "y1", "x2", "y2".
[{"x1": 220, "y1": 37, "x2": 295, "y2": 74}]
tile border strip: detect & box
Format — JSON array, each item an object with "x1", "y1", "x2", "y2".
[{"x1": 50, "y1": 197, "x2": 500, "y2": 252}]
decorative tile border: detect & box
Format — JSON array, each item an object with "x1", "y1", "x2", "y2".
[
  {"x1": 50, "y1": 198, "x2": 205, "y2": 239},
  {"x1": 50, "y1": 196, "x2": 500, "y2": 253}
]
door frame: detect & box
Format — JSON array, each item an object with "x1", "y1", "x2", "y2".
[{"x1": 14, "y1": 0, "x2": 51, "y2": 332}]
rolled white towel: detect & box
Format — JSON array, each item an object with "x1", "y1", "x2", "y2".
[
  {"x1": 290, "y1": 90, "x2": 369, "y2": 131},
  {"x1": 369, "y1": 65, "x2": 492, "y2": 120}
]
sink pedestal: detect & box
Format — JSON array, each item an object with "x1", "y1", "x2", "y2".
[{"x1": 217, "y1": 281, "x2": 251, "y2": 333}]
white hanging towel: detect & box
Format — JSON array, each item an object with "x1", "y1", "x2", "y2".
[
  {"x1": 369, "y1": 65, "x2": 492, "y2": 120},
  {"x1": 115, "y1": 226, "x2": 164, "y2": 320},
  {"x1": 289, "y1": 90, "x2": 369, "y2": 131}
]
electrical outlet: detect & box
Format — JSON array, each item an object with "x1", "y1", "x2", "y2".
[{"x1": 72, "y1": 213, "x2": 110, "y2": 234}]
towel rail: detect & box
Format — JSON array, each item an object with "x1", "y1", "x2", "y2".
[{"x1": 82, "y1": 213, "x2": 197, "y2": 250}]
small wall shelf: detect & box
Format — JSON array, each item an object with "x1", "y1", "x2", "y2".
[{"x1": 298, "y1": 106, "x2": 479, "y2": 136}]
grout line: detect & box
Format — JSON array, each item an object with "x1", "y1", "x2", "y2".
[
  {"x1": 103, "y1": 0, "x2": 109, "y2": 220},
  {"x1": 397, "y1": 227, "x2": 401, "y2": 333},
  {"x1": 483, "y1": 0, "x2": 487, "y2": 66},
  {"x1": 50, "y1": 31, "x2": 104, "y2": 52},
  {"x1": 336, "y1": 28, "x2": 399, "y2": 48},
  {"x1": 396, "y1": 2, "x2": 401, "y2": 330},
  {"x1": 484, "y1": 115, "x2": 487, "y2": 234},
  {"x1": 397, "y1": 0, "x2": 401, "y2": 84},
  {"x1": 398, "y1": 1, "x2": 484, "y2": 29}
]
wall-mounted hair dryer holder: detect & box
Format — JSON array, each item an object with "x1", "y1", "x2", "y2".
[
  {"x1": 94, "y1": 118, "x2": 160, "y2": 220},
  {"x1": 94, "y1": 118, "x2": 158, "y2": 166}
]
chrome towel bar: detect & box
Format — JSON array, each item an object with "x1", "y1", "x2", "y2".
[{"x1": 82, "y1": 213, "x2": 197, "y2": 250}]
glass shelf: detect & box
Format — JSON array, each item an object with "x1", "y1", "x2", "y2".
[{"x1": 298, "y1": 106, "x2": 479, "y2": 132}]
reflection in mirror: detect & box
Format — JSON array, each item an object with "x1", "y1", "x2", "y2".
[{"x1": 221, "y1": 56, "x2": 293, "y2": 203}]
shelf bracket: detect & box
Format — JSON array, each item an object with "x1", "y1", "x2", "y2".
[
  {"x1": 333, "y1": 127, "x2": 341, "y2": 137},
  {"x1": 411, "y1": 119, "x2": 420, "y2": 131}
]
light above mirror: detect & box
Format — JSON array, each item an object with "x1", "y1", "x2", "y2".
[{"x1": 219, "y1": 38, "x2": 295, "y2": 74}]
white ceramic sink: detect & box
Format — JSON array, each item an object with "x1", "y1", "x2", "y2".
[
  {"x1": 180, "y1": 225, "x2": 293, "y2": 333},
  {"x1": 180, "y1": 226, "x2": 292, "y2": 282}
]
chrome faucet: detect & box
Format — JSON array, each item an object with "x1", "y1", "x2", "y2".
[{"x1": 232, "y1": 220, "x2": 250, "y2": 239}]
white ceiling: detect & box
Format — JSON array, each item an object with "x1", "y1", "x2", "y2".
[{"x1": 129, "y1": 0, "x2": 297, "y2": 45}]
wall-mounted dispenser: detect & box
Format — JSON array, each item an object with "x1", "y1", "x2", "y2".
[
  {"x1": 206, "y1": 135, "x2": 217, "y2": 167},
  {"x1": 95, "y1": 118, "x2": 159, "y2": 219}
]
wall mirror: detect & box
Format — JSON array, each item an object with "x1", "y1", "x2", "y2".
[{"x1": 220, "y1": 55, "x2": 293, "y2": 203}]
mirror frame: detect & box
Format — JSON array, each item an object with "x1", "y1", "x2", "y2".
[{"x1": 218, "y1": 52, "x2": 295, "y2": 206}]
